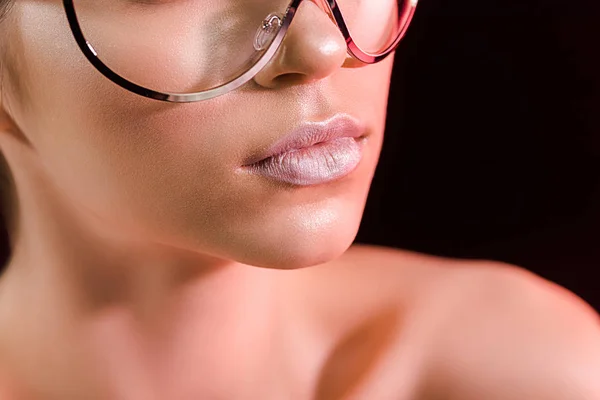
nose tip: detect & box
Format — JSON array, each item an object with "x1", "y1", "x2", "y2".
[{"x1": 252, "y1": 1, "x2": 349, "y2": 89}]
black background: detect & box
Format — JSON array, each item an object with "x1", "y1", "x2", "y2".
[{"x1": 356, "y1": 0, "x2": 600, "y2": 311}]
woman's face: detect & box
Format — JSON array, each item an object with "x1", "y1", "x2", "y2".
[{"x1": 0, "y1": 0, "x2": 395, "y2": 269}]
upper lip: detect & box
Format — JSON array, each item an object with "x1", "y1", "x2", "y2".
[{"x1": 243, "y1": 114, "x2": 367, "y2": 166}]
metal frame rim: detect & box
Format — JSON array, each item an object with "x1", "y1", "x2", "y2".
[{"x1": 62, "y1": 0, "x2": 418, "y2": 103}]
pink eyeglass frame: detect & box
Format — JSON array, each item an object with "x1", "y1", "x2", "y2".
[{"x1": 63, "y1": 0, "x2": 418, "y2": 103}]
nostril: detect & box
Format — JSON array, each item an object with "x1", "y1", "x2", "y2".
[{"x1": 272, "y1": 73, "x2": 312, "y2": 87}]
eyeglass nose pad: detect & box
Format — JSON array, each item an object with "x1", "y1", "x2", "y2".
[{"x1": 254, "y1": 13, "x2": 284, "y2": 51}]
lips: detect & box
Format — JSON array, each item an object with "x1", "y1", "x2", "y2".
[
  {"x1": 239, "y1": 114, "x2": 368, "y2": 186},
  {"x1": 243, "y1": 114, "x2": 367, "y2": 166}
]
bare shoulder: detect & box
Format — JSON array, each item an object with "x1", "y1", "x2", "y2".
[
  {"x1": 411, "y1": 259, "x2": 600, "y2": 400},
  {"x1": 292, "y1": 245, "x2": 600, "y2": 399},
  {"x1": 313, "y1": 245, "x2": 600, "y2": 399}
]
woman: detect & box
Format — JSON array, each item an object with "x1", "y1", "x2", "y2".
[{"x1": 0, "y1": 1, "x2": 598, "y2": 399}]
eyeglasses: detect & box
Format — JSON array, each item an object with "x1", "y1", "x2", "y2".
[{"x1": 63, "y1": 0, "x2": 418, "y2": 103}]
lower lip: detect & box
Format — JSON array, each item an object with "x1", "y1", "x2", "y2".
[{"x1": 241, "y1": 137, "x2": 367, "y2": 186}]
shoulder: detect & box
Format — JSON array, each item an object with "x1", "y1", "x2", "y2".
[
  {"x1": 413, "y1": 259, "x2": 600, "y2": 400},
  {"x1": 294, "y1": 245, "x2": 600, "y2": 399}
]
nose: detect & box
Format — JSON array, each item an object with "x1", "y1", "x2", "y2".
[{"x1": 252, "y1": 0, "x2": 352, "y2": 89}]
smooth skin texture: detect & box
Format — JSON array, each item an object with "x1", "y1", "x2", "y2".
[{"x1": 0, "y1": 1, "x2": 599, "y2": 399}]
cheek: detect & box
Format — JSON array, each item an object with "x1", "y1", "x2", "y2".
[{"x1": 11, "y1": 5, "x2": 237, "y2": 230}]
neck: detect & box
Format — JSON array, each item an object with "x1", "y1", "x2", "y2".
[{"x1": 0, "y1": 149, "x2": 290, "y2": 399}]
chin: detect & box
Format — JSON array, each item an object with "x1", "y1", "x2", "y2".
[
  {"x1": 232, "y1": 232, "x2": 358, "y2": 270},
  {"x1": 207, "y1": 197, "x2": 366, "y2": 270}
]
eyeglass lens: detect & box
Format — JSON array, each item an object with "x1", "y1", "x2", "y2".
[{"x1": 71, "y1": 0, "x2": 410, "y2": 95}]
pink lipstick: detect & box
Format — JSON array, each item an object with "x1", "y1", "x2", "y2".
[{"x1": 240, "y1": 115, "x2": 368, "y2": 186}]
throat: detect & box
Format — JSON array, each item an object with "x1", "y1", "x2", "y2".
[{"x1": 0, "y1": 265, "x2": 287, "y2": 400}]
